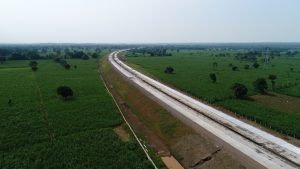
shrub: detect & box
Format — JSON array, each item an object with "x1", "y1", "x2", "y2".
[
  {"x1": 253, "y1": 78, "x2": 268, "y2": 94},
  {"x1": 64, "y1": 64, "x2": 71, "y2": 70},
  {"x1": 57, "y1": 86, "x2": 73, "y2": 100},
  {"x1": 31, "y1": 66, "x2": 38, "y2": 71},
  {"x1": 232, "y1": 66, "x2": 238, "y2": 71},
  {"x1": 164, "y1": 67, "x2": 174, "y2": 74},
  {"x1": 92, "y1": 53, "x2": 99, "y2": 59},
  {"x1": 253, "y1": 62, "x2": 260, "y2": 68},
  {"x1": 244, "y1": 65, "x2": 250, "y2": 69},
  {"x1": 209, "y1": 73, "x2": 217, "y2": 83},
  {"x1": 29, "y1": 61, "x2": 38, "y2": 67},
  {"x1": 231, "y1": 83, "x2": 248, "y2": 99},
  {"x1": 268, "y1": 74, "x2": 277, "y2": 90}
]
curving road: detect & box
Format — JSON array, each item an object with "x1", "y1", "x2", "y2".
[{"x1": 108, "y1": 50, "x2": 300, "y2": 169}]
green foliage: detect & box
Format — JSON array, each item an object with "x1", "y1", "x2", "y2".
[
  {"x1": 126, "y1": 49, "x2": 300, "y2": 138},
  {"x1": 64, "y1": 63, "x2": 71, "y2": 70},
  {"x1": 164, "y1": 66, "x2": 174, "y2": 74},
  {"x1": 0, "y1": 60, "x2": 152, "y2": 168},
  {"x1": 244, "y1": 64, "x2": 250, "y2": 69},
  {"x1": 29, "y1": 61, "x2": 38, "y2": 67},
  {"x1": 57, "y1": 86, "x2": 73, "y2": 99},
  {"x1": 253, "y1": 78, "x2": 268, "y2": 94},
  {"x1": 268, "y1": 74, "x2": 277, "y2": 81},
  {"x1": 218, "y1": 99, "x2": 300, "y2": 138},
  {"x1": 82, "y1": 54, "x2": 90, "y2": 60},
  {"x1": 231, "y1": 83, "x2": 248, "y2": 99},
  {"x1": 253, "y1": 62, "x2": 260, "y2": 68},
  {"x1": 127, "y1": 50, "x2": 300, "y2": 101},
  {"x1": 209, "y1": 73, "x2": 217, "y2": 83},
  {"x1": 268, "y1": 74, "x2": 277, "y2": 90},
  {"x1": 54, "y1": 57, "x2": 61, "y2": 63},
  {"x1": 0, "y1": 57, "x2": 6, "y2": 64},
  {"x1": 232, "y1": 66, "x2": 238, "y2": 71},
  {"x1": 31, "y1": 66, "x2": 38, "y2": 71}
]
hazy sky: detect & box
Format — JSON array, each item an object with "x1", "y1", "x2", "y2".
[{"x1": 0, "y1": 0, "x2": 300, "y2": 43}]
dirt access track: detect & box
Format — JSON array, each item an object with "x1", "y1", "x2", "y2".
[{"x1": 108, "y1": 50, "x2": 300, "y2": 169}]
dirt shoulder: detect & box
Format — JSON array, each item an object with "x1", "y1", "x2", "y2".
[{"x1": 100, "y1": 56, "x2": 248, "y2": 169}]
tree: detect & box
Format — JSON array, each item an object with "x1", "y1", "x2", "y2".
[
  {"x1": 29, "y1": 61, "x2": 38, "y2": 67},
  {"x1": 232, "y1": 66, "x2": 238, "y2": 71},
  {"x1": 0, "y1": 57, "x2": 6, "y2": 64},
  {"x1": 164, "y1": 67, "x2": 174, "y2": 74},
  {"x1": 74, "y1": 65, "x2": 77, "y2": 69},
  {"x1": 209, "y1": 73, "x2": 217, "y2": 83},
  {"x1": 92, "y1": 53, "x2": 99, "y2": 59},
  {"x1": 268, "y1": 74, "x2": 277, "y2": 90},
  {"x1": 8, "y1": 99, "x2": 12, "y2": 105},
  {"x1": 231, "y1": 83, "x2": 248, "y2": 99},
  {"x1": 244, "y1": 65, "x2": 250, "y2": 70},
  {"x1": 29, "y1": 61, "x2": 38, "y2": 71},
  {"x1": 57, "y1": 86, "x2": 73, "y2": 100},
  {"x1": 253, "y1": 62, "x2": 260, "y2": 69},
  {"x1": 64, "y1": 64, "x2": 71, "y2": 70},
  {"x1": 31, "y1": 66, "x2": 38, "y2": 71},
  {"x1": 253, "y1": 78, "x2": 268, "y2": 94}
]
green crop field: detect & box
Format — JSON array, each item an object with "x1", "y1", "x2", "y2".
[
  {"x1": 125, "y1": 49, "x2": 300, "y2": 138},
  {"x1": 0, "y1": 59, "x2": 153, "y2": 169}
]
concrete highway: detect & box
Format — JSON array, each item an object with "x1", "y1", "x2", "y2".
[{"x1": 108, "y1": 50, "x2": 300, "y2": 169}]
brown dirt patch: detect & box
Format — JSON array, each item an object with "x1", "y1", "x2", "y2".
[
  {"x1": 161, "y1": 156, "x2": 184, "y2": 169},
  {"x1": 251, "y1": 93, "x2": 300, "y2": 115},
  {"x1": 114, "y1": 125, "x2": 129, "y2": 142}
]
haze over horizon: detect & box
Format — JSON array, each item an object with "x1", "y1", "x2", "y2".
[{"x1": 1, "y1": 0, "x2": 300, "y2": 43}]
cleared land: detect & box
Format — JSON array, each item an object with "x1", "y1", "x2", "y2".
[
  {"x1": 125, "y1": 50, "x2": 300, "y2": 139},
  {"x1": 0, "y1": 59, "x2": 153, "y2": 169}
]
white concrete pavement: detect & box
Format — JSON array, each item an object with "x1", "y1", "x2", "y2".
[{"x1": 108, "y1": 50, "x2": 300, "y2": 169}]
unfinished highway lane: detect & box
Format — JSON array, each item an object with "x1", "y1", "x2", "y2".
[{"x1": 108, "y1": 50, "x2": 300, "y2": 169}]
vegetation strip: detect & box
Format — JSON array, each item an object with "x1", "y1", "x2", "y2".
[{"x1": 99, "y1": 59, "x2": 158, "y2": 169}]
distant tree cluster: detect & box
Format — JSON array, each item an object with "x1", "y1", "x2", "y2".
[
  {"x1": 68, "y1": 51, "x2": 90, "y2": 59},
  {"x1": 0, "y1": 57, "x2": 6, "y2": 64},
  {"x1": 54, "y1": 58, "x2": 71, "y2": 70},
  {"x1": 131, "y1": 48, "x2": 172, "y2": 57},
  {"x1": 235, "y1": 51, "x2": 260, "y2": 62},
  {"x1": 0, "y1": 45, "x2": 107, "y2": 61},
  {"x1": 214, "y1": 53, "x2": 230, "y2": 57},
  {"x1": 286, "y1": 50, "x2": 299, "y2": 57}
]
